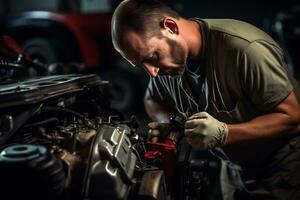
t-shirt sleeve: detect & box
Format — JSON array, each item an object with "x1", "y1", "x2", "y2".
[{"x1": 239, "y1": 41, "x2": 293, "y2": 111}]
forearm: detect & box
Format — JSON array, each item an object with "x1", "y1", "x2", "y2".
[
  {"x1": 226, "y1": 112, "x2": 300, "y2": 145},
  {"x1": 144, "y1": 91, "x2": 175, "y2": 122}
]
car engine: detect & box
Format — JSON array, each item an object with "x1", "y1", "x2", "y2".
[{"x1": 0, "y1": 74, "x2": 169, "y2": 200}]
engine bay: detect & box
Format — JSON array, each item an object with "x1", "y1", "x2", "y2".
[
  {"x1": 0, "y1": 74, "x2": 164, "y2": 200},
  {"x1": 0, "y1": 66, "x2": 220, "y2": 200}
]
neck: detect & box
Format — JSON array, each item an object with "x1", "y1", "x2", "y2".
[{"x1": 182, "y1": 19, "x2": 202, "y2": 65}]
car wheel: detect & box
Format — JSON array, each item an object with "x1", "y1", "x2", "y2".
[{"x1": 22, "y1": 37, "x2": 58, "y2": 64}]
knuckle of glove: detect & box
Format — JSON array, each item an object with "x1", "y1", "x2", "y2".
[{"x1": 185, "y1": 119, "x2": 197, "y2": 129}]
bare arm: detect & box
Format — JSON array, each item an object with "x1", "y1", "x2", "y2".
[
  {"x1": 144, "y1": 90, "x2": 175, "y2": 122},
  {"x1": 226, "y1": 91, "x2": 300, "y2": 144}
]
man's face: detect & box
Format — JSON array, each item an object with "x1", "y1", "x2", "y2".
[{"x1": 119, "y1": 30, "x2": 187, "y2": 77}]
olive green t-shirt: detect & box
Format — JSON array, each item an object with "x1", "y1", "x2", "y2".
[{"x1": 146, "y1": 19, "x2": 300, "y2": 172}]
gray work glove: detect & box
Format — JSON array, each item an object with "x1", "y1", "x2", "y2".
[{"x1": 184, "y1": 112, "x2": 228, "y2": 150}]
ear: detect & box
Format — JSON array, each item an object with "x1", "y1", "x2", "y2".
[{"x1": 160, "y1": 17, "x2": 179, "y2": 35}]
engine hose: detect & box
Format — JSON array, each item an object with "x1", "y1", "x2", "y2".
[{"x1": 24, "y1": 117, "x2": 59, "y2": 128}]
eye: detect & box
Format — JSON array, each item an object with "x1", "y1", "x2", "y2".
[
  {"x1": 144, "y1": 52, "x2": 159, "y2": 64},
  {"x1": 153, "y1": 52, "x2": 159, "y2": 61}
]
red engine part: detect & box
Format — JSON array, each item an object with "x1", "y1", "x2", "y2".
[{"x1": 144, "y1": 140, "x2": 177, "y2": 193}]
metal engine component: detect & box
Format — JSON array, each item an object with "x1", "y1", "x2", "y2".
[
  {"x1": 138, "y1": 170, "x2": 167, "y2": 200},
  {"x1": 83, "y1": 125, "x2": 137, "y2": 200}
]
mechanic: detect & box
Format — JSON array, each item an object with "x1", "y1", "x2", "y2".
[{"x1": 111, "y1": 0, "x2": 300, "y2": 199}]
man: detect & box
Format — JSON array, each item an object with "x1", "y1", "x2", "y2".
[{"x1": 111, "y1": 0, "x2": 300, "y2": 199}]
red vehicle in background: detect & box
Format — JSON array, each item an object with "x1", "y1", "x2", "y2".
[{"x1": 0, "y1": 0, "x2": 148, "y2": 112}]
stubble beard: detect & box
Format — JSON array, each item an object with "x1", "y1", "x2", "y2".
[{"x1": 161, "y1": 37, "x2": 187, "y2": 77}]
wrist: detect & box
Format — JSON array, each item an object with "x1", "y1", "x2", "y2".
[{"x1": 219, "y1": 122, "x2": 228, "y2": 146}]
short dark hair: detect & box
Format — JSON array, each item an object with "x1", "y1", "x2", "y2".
[{"x1": 111, "y1": 0, "x2": 180, "y2": 50}]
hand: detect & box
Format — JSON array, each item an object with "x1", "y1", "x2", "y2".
[
  {"x1": 184, "y1": 112, "x2": 228, "y2": 150},
  {"x1": 148, "y1": 122, "x2": 182, "y2": 143},
  {"x1": 148, "y1": 122, "x2": 169, "y2": 143}
]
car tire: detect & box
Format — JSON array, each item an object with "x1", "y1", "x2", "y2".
[{"x1": 22, "y1": 37, "x2": 58, "y2": 64}]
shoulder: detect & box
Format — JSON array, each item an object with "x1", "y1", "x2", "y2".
[
  {"x1": 238, "y1": 41, "x2": 292, "y2": 111},
  {"x1": 201, "y1": 19, "x2": 280, "y2": 48},
  {"x1": 241, "y1": 40, "x2": 284, "y2": 67}
]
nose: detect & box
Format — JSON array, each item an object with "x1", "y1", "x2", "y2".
[{"x1": 144, "y1": 64, "x2": 159, "y2": 77}]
